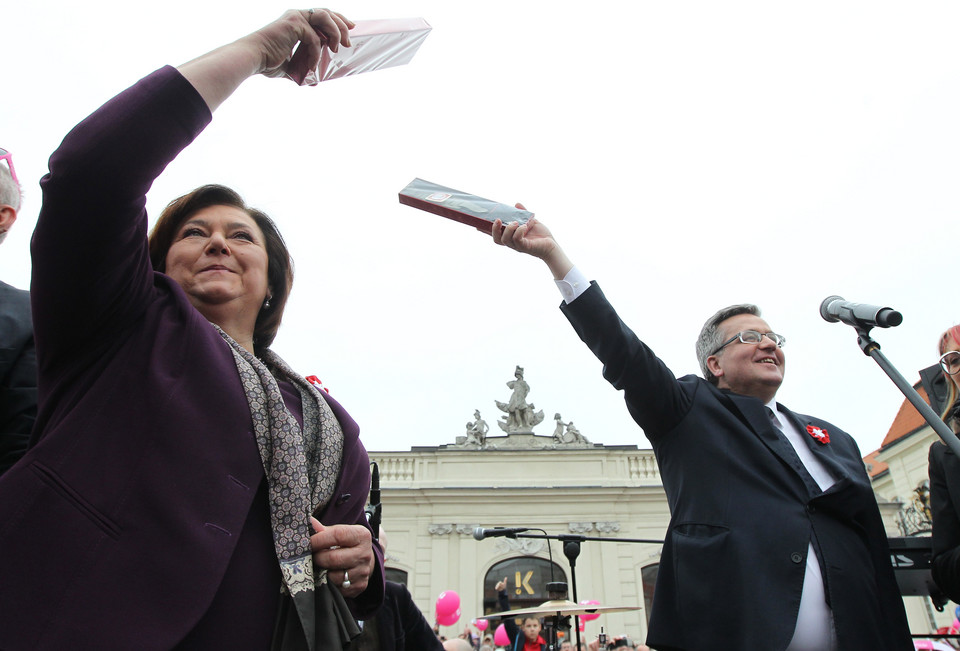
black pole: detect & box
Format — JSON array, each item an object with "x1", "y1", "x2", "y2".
[
  {"x1": 854, "y1": 326, "x2": 960, "y2": 458},
  {"x1": 563, "y1": 540, "x2": 582, "y2": 650},
  {"x1": 506, "y1": 531, "x2": 662, "y2": 649}
]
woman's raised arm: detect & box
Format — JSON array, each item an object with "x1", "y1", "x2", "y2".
[{"x1": 177, "y1": 8, "x2": 354, "y2": 111}]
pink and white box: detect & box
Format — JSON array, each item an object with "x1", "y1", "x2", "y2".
[{"x1": 306, "y1": 17, "x2": 432, "y2": 84}]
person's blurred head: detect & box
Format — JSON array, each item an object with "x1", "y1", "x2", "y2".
[
  {"x1": 442, "y1": 638, "x2": 473, "y2": 651},
  {"x1": 521, "y1": 617, "x2": 542, "y2": 643},
  {"x1": 149, "y1": 185, "x2": 293, "y2": 349},
  {"x1": 0, "y1": 148, "x2": 22, "y2": 245},
  {"x1": 560, "y1": 641, "x2": 573, "y2": 651}
]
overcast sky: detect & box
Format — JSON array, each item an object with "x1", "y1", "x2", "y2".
[{"x1": 4, "y1": 1, "x2": 960, "y2": 463}]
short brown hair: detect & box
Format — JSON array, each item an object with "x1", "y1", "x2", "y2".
[{"x1": 148, "y1": 184, "x2": 293, "y2": 350}]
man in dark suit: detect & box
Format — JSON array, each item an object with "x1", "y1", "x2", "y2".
[
  {"x1": 348, "y1": 580, "x2": 444, "y2": 651},
  {"x1": 348, "y1": 527, "x2": 444, "y2": 651},
  {"x1": 0, "y1": 150, "x2": 36, "y2": 475},
  {"x1": 488, "y1": 216, "x2": 911, "y2": 650}
]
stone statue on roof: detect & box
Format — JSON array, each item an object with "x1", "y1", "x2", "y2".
[
  {"x1": 552, "y1": 414, "x2": 590, "y2": 446},
  {"x1": 464, "y1": 410, "x2": 488, "y2": 447},
  {"x1": 495, "y1": 366, "x2": 544, "y2": 434}
]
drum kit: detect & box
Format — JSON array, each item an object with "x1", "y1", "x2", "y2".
[
  {"x1": 486, "y1": 583, "x2": 640, "y2": 651},
  {"x1": 487, "y1": 599, "x2": 639, "y2": 619},
  {"x1": 474, "y1": 528, "x2": 654, "y2": 650}
]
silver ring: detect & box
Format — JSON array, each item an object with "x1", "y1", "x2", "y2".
[
  {"x1": 342, "y1": 570, "x2": 351, "y2": 588},
  {"x1": 308, "y1": 8, "x2": 315, "y2": 15}
]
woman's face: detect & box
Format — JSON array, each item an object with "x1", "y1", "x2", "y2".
[
  {"x1": 944, "y1": 337, "x2": 960, "y2": 392},
  {"x1": 164, "y1": 204, "x2": 270, "y2": 323}
]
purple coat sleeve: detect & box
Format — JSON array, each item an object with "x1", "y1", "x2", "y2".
[{"x1": 32, "y1": 66, "x2": 211, "y2": 385}]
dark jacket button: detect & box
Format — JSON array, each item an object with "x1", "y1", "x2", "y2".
[{"x1": 791, "y1": 552, "x2": 803, "y2": 563}]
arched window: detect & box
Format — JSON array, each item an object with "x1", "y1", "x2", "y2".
[
  {"x1": 641, "y1": 563, "x2": 658, "y2": 626},
  {"x1": 481, "y1": 556, "x2": 568, "y2": 615},
  {"x1": 385, "y1": 567, "x2": 408, "y2": 586}
]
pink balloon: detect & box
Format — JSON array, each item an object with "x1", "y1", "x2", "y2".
[
  {"x1": 437, "y1": 607, "x2": 461, "y2": 627},
  {"x1": 474, "y1": 618, "x2": 489, "y2": 632},
  {"x1": 579, "y1": 619, "x2": 586, "y2": 632},
  {"x1": 494, "y1": 624, "x2": 510, "y2": 646},
  {"x1": 436, "y1": 590, "x2": 461, "y2": 618},
  {"x1": 579, "y1": 600, "x2": 601, "y2": 622}
]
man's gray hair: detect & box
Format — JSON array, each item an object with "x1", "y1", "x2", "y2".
[
  {"x1": 0, "y1": 164, "x2": 22, "y2": 212},
  {"x1": 0, "y1": 164, "x2": 22, "y2": 245},
  {"x1": 695, "y1": 304, "x2": 761, "y2": 385}
]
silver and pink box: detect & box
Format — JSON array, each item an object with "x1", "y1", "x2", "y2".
[{"x1": 399, "y1": 178, "x2": 533, "y2": 233}]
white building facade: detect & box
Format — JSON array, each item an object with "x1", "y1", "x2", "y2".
[{"x1": 369, "y1": 381, "x2": 956, "y2": 642}]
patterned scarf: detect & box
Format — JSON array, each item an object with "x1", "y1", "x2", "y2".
[{"x1": 215, "y1": 326, "x2": 357, "y2": 649}]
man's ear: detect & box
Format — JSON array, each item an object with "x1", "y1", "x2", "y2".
[
  {"x1": 0, "y1": 205, "x2": 17, "y2": 234},
  {"x1": 706, "y1": 355, "x2": 724, "y2": 379}
]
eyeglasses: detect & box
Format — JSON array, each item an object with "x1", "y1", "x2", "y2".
[
  {"x1": 711, "y1": 330, "x2": 786, "y2": 355},
  {"x1": 0, "y1": 148, "x2": 17, "y2": 185},
  {"x1": 940, "y1": 351, "x2": 960, "y2": 375}
]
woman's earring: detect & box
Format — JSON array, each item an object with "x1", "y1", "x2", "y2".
[{"x1": 263, "y1": 296, "x2": 272, "y2": 310}]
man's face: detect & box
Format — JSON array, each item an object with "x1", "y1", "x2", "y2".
[
  {"x1": 707, "y1": 313, "x2": 785, "y2": 403},
  {"x1": 560, "y1": 642, "x2": 573, "y2": 651},
  {"x1": 522, "y1": 618, "x2": 541, "y2": 642}
]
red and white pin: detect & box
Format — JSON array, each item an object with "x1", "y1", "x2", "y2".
[
  {"x1": 806, "y1": 425, "x2": 830, "y2": 444},
  {"x1": 306, "y1": 375, "x2": 330, "y2": 393}
]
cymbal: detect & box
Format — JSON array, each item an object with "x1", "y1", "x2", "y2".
[{"x1": 487, "y1": 599, "x2": 640, "y2": 618}]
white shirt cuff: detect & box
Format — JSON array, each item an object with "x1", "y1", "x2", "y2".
[{"x1": 555, "y1": 266, "x2": 589, "y2": 303}]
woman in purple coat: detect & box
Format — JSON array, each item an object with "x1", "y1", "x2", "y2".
[{"x1": 0, "y1": 9, "x2": 383, "y2": 650}]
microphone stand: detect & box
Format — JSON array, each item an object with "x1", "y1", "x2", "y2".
[
  {"x1": 852, "y1": 325, "x2": 960, "y2": 458},
  {"x1": 366, "y1": 462, "x2": 382, "y2": 540},
  {"x1": 505, "y1": 531, "x2": 662, "y2": 650}
]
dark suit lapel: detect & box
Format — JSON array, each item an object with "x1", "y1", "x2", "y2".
[
  {"x1": 778, "y1": 405, "x2": 851, "y2": 486},
  {"x1": 720, "y1": 391, "x2": 819, "y2": 492}
]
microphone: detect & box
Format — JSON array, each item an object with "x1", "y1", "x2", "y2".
[
  {"x1": 820, "y1": 295, "x2": 903, "y2": 329},
  {"x1": 473, "y1": 526, "x2": 531, "y2": 541},
  {"x1": 365, "y1": 462, "x2": 381, "y2": 539}
]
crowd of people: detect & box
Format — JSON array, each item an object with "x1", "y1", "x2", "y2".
[
  {"x1": 1, "y1": 5, "x2": 960, "y2": 651},
  {"x1": 432, "y1": 622, "x2": 649, "y2": 651}
]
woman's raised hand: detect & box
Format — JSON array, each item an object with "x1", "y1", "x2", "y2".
[
  {"x1": 254, "y1": 9, "x2": 355, "y2": 85},
  {"x1": 177, "y1": 8, "x2": 354, "y2": 111}
]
